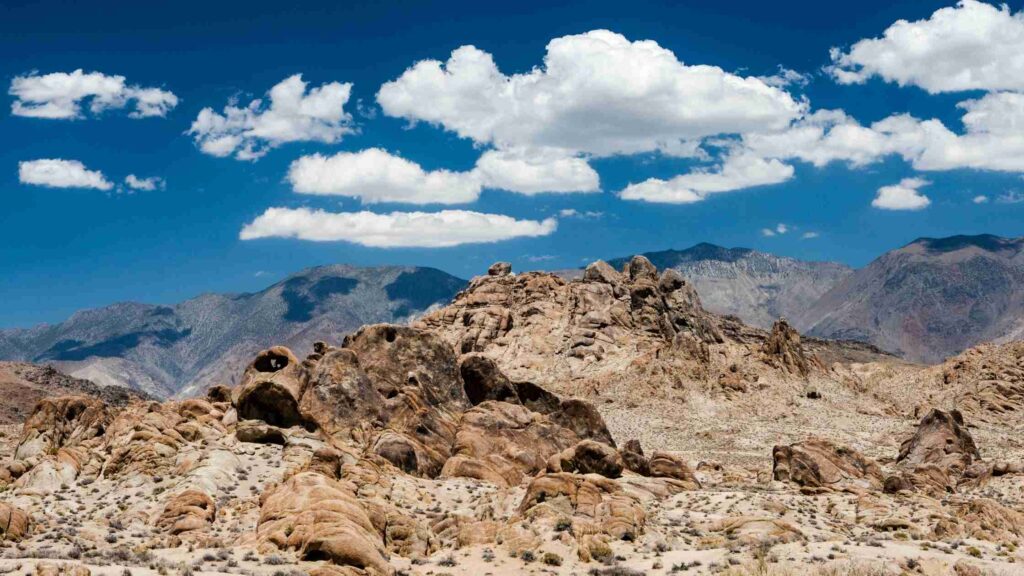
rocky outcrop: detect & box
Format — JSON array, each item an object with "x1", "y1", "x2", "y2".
[
  {"x1": 760, "y1": 318, "x2": 816, "y2": 376},
  {"x1": 885, "y1": 409, "x2": 981, "y2": 494},
  {"x1": 14, "y1": 396, "x2": 109, "y2": 461},
  {"x1": 257, "y1": 471, "x2": 393, "y2": 575},
  {"x1": 773, "y1": 438, "x2": 883, "y2": 492},
  {"x1": 549, "y1": 440, "x2": 624, "y2": 478},
  {"x1": 648, "y1": 452, "x2": 701, "y2": 488},
  {"x1": 157, "y1": 489, "x2": 217, "y2": 535},
  {"x1": 233, "y1": 347, "x2": 307, "y2": 428}
]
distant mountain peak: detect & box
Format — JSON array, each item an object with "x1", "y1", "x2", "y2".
[{"x1": 904, "y1": 234, "x2": 1024, "y2": 255}]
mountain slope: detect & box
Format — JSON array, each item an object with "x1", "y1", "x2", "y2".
[
  {"x1": 0, "y1": 362, "x2": 148, "y2": 424},
  {"x1": 608, "y1": 243, "x2": 852, "y2": 329},
  {"x1": 801, "y1": 234, "x2": 1024, "y2": 363},
  {"x1": 0, "y1": 265, "x2": 466, "y2": 398}
]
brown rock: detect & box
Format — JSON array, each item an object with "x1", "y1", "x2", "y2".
[
  {"x1": 157, "y1": 489, "x2": 217, "y2": 535},
  {"x1": 235, "y1": 419, "x2": 286, "y2": 445},
  {"x1": 620, "y1": 439, "x2": 651, "y2": 475},
  {"x1": 488, "y1": 261, "x2": 512, "y2": 276},
  {"x1": 233, "y1": 347, "x2": 307, "y2": 428},
  {"x1": 551, "y1": 399, "x2": 615, "y2": 448},
  {"x1": 518, "y1": 472, "x2": 646, "y2": 542},
  {"x1": 299, "y1": 348, "x2": 382, "y2": 436},
  {"x1": 550, "y1": 440, "x2": 624, "y2": 478},
  {"x1": 772, "y1": 438, "x2": 883, "y2": 491},
  {"x1": 649, "y1": 451, "x2": 700, "y2": 488},
  {"x1": 14, "y1": 396, "x2": 109, "y2": 461},
  {"x1": 459, "y1": 354, "x2": 518, "y2": 405},
  {"x1": 885, "y1": 408, "x2": 980, "y2": 494},
  {"x1": 0, "y1": 502, "x2": 30, "y2": 541},
  {"x1": 760, "y1": 318, "x2": 815, "y2": 376},
  {"x1": 257, "y1": 471, "x2": 392, "y2": 575}
]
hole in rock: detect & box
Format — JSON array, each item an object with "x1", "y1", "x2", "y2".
[
  {"x1": 254, "y1": 351, "x2": 290, "y2": 373},
  {"x1": 383, "y1": 327, "x2": 397, "y2": 343}
]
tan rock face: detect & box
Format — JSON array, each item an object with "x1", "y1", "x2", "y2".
[
  {"x1": 0, "y1": 501, "x2": 30, "y2": 541},
  {"x1": 518, "y1": 472, "x2": 646, "y2": 543},
  {"x1": 773, "y1": 438, "x2": 884, "y2": 492},
  {"x1": 549, "y1": 440, "x2": 624, "y2": 478},
  {"x1": 257, "y1": 471, "x2": 392, "y2": 576},
  {"x1": 14, "y1": 396, "x2": 109, "y2": 461},
  {"x1": 648, "y1": 451, "x2": 701, "y2": 488},
  {"x1": 885, "y1": 409, "x2": 981, "y2": 494},
  {"x1": 760, "y1": 318, "x2": 817, "y2": 376},
  {"x1": 156, "y1": 489, "x2": 216, "y2": 535},
  {"x1": 233, "y1": 346, "x2": 306, "y2": 428}
]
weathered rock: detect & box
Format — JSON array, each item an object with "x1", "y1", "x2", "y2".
[
  {"x1": 0, "y1": 502, "x2": 30, "y2": 541},
  {"x1": 760, "y1": 318, "x2": 815, "y2": 376},
  {"x1": 488, "y1": 261, "x2": 512, "y2": 277},
  {"x1": 885, "y1": 409, "x2": 980, "y2": 494},
  {"x1": 459, "y1": 355, "x2": 518, "y2": 405},
  {"x1": 649, "y1": 451, "x2": 700, "y2": 488},
  {"x1": 550, "y1": 440, "x2": 624, "y2": 478},
  {"x1": 551, "y1": 399, "x2": 615, "y2": 448},
  {"x1": 772, "y1": 438, "x2": 884, "y2": 492},
  {"x1": 583, "y1": 260, "x2": 622, "y2": 284},
  {"x1": 14, "y1": 396, "x2": 109, "y2": 461},
  {"x1": 625, "y1": 255, "x2": 658, "y2": 282},
  {"x1": 300, "y1": 348, "x2": 382, "y2": 436},
  {"x1": 157, "y1": 489, "x2": 216, "y2": 535},
  {"x1": 442, "y1": 401, "x2": 578, "y2": 487},
  {"x1": 257, "y1": 471, "x2": 392, "y2": 575},
  {"x1": 205, "y1": 385, "x2": 232, "y2": 403},
  {"x1": 620, "y1": 439, "x2": 650, "y2": 476},
  {"x1": 518, "y1": 472, "x2": 646, "y2": 543},
  {"x1": 233, "y1": 346, "x2": 307, "y2": 428},
  {"x1": 235, "y1": 419, "x2": 287, "y2": 445},
  {"x1": 511, "y1": 381, "x2": 561, "y2": 414}
]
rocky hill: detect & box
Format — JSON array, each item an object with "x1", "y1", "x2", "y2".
[
  {"x1": 801, "y1": 234, "x2": 1024, "y2": 363},
  {"x1": 0, "y1": 265, "x2": 466, "y2": 398},
  {"x1": 1, "y1": 258, "x2": 1022, "y2": 575},
  {"x1": 607, "y1": 243, "x2": 852, "y2": 330},
  {"x1": 0, "y1": 362, "x2": 146, "y2": 425}
]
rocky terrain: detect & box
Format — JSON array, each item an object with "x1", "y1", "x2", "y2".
[
  {"x1": 802, "y1": 235, "x2": 1024, "y2": 364},
  {"x1": 1, "y1": 257, "x2": 1024, "y2": 575},
  {"x1": 607, "y1": 244, "x2": 852, "y2": 330},
  {"x1": 0, "y1": 265, "x2": 466, "y2": 399},
  {"x1": 0, "y1": 362, "x2": 148, "y2": 425}
]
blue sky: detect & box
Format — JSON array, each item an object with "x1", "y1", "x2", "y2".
[{"x1": 2, "y1": 0, "x2": 1023, "y2": 327}]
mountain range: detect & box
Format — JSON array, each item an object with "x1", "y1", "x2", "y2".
[
  {"x1": 0, "y1": 265, "x2": 465, "y2": 398},
  {"x1": 1, "y1": 234, "x2": 1021, "y2": 396}
]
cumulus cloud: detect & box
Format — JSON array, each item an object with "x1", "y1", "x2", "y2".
[
  {"x1": 559, "y1": 208, "x2": 604, "y2": 219},
  {"x1": 998, "y1": 190, "x2": 1024, "y2": 204},
  {"x1": 872, "y1": 177, "x2": 931, "y2": 210},
  {"x1": 288, "y1": 148, "x2": 480, "y2": 204},
  {"x1": 124, "y1": 175, "x2": 165, "y2": 191},
  {"x1": 239, "y1": 207, "x2": 557, "y2": 247},
  {"x1": 474, "y1": 147, "x2": 600, "y2": 194},
  {"x1": 10, "y1": 70, "x2": 177, "y2": 119},
  {"x1": 973, "y1": 195, "x2": 989, "y2": 204},
  {"x1": 288, "y1": 146, "x2": 601, "y2": 203},
  {"x1": 377, "y1": 30, "x2": 804, "y2": 157},
  {"x1": 801, "y1": 231, "x2": 820, "y2": 239},
  {"x1": 619, "y1": 152, "x2": 794, "y2": 204},
  {"x1": 829, "y1": 1, "x2": 1024, "y2": 93},
  {"x1": 189, "y1": 74, "x2": 353, "y2": 160},
  {"x1": 18, "y1": 159, "x2": 113, "y2": 190}
]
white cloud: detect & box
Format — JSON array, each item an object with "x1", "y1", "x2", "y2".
[
  {"x1": 18, "y1": 159, "x2": 113, "y2": 190},
  {"x1": 189, "y1": 74, "x2": 353, "y2": 160},
  {"x1": 619, "y1": 152, "x2": 794, "y2": 204},
  {"x1": 377, "y1": 30, "x2": 804, "y2": 157},
  {"x1": 10, "y1": 70, "x2": 177, "y2": 119},
  {"x1": 801, "y1": 231, "x2": 820, "y2": 239},
  {"x1": 762, "y1": 223, "x2": 789, "y2": 237},
  {"x1": 973, "y1": 195, "x2": 990, "y2": 204},
  {"x1": 559, "y1": 208, "x2": 604, "y2": 219},
  {"x1": 474, "y1": 147, "x2": 600, "y2": 194},
  {"x1": 124, "y1": 174, "x2": 165, "y2": 191},
  {"x1": 288, "y1": 148, "x2": 480, "y2": 204},
  {"x1": 872, "y1": 177, "x2": 931, "y2": 210},
  {"x1": 829, "y1": 1, "x2": 1024, "y2": 93},
  {"x1": 757, "y1": 66, "x2": 811, "y2": 89},
  {"x1": 239, "y1": 208, "x2": 557, "y2": 247}
]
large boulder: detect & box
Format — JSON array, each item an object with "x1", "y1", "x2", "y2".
[
  {"x1": 772, "y1": 438, "x2": 883, "y2": 492},
  {"x1": 518, "y1": 473, "x2": 646, "y2": 544},
  {"x1": 233, "y1": 347, "x2": 307, "y2": 428},
  {"x1": 459, "y1": 355, "x2": 518, "y2": 405},
  {"x1": 885, "y1": 409, "x2": 981, "y2": 494},
  {"x1": 648, "y1": 451, "x2": 701, "y2": 488},
  {"x1": 549, "y1": 440, "x2": 624, "y2": 478},
  {"x1": 257, "y1": 471, "x2": 393, "y2": 575},
  {"x1": 157, "y1": 489, "x2": 217, "y2": 535},
  {"x1": 551, "y1": 399, "x2": 616, "y2": 448},
  {"x1": 300, "y1": 348, "x2": 383, "y2": 436},
  {"x1": 441, "y1": 401, "x2": 578, "y2": 487},
  {"x1": 760, "y1": 318, "x2": 815, "y2": 376},
  {"x1": 0, "y1": 502, "x2": 31, "y2": 541}
]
